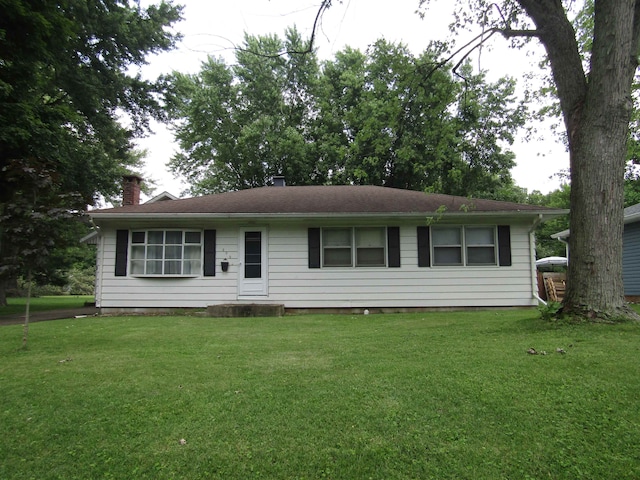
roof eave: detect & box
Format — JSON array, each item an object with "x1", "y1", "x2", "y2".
[
  {"x1": 89, "y1": 209, "x2": 567, "y2": 221},
  {"x1": 551, "y1": 228, "x2": 570, "y2": 239},
  {"x1": 553, "y1": 209, "x2": 640, "y2": 239},
  {"x1": 624, "y1": 211, "x2": 640, "y2": 224},
  {"x1": 79, "y1": 230, "x2": 100, "y2": 244}
]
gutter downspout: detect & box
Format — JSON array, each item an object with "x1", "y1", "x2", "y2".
[
  {"x1": 557, "y1": 236, "x2": 569, "y2": 263},
  {"x1": 529, "y1": 214, "x2": 547, "y2": 305},
  {"x1": 90, "y1": 218, "x2": 103, "y2": 309}
]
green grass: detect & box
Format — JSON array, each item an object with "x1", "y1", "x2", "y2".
[
  {"x1": 1, "y1": 311, "x2": 639, "y2": 479},
  {"x1": 0, "y1": 295, "x2": 94, "y2": 316}
]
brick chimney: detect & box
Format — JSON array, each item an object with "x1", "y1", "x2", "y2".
[{"x1": 122, "y1": 175, "x2": 143, "y2": 206}]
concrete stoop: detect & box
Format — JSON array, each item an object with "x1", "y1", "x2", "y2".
[{"x1": 206, "y1": 304, "x2": 285, "y2": 318}]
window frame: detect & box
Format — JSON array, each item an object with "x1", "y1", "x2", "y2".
[
  {"x1": 431, "y1": 226, "x2": 463, "y2": 266},
  {"x1": 321, "y1": 226, "x2": 388, "y2": 268},
  {"x1": 431, "y1": 225, "x2": 497, "y2": 267},
  {"x1": 129, "y1": 229, "x2": 203, "y2": 277},
  {"x1": 465, "y1": 226, "x2": 498, "y2": 266}
]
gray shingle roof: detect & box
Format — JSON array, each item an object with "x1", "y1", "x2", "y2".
[
  {"x1": 91, "y1": 185, "x2": 561, "y2": 217},
  {"x1": 624, "y1": 202, "x2": 640, "y2": 217}
]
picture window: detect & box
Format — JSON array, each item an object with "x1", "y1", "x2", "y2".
[{"x1": 130, "y1": 230, "x2": 202, "y2": 276}]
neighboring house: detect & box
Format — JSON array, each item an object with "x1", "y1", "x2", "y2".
[
  {"x1": 552, "y1": 202, "x2": 640, "y2": 299},
  {"x1": 87, "y1": 179, "x2": 565, "y2": 313}
]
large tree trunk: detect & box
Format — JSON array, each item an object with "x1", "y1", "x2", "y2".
[
  {"x1": 565, "y1": 106, "x2": 631, "y2": 319},
  {"x1": 563, "y1": 1, "x2": 632, "y2": 319},
  {"x1": 563, "y1": 1, "x2": 640, "y2": 321},
  {"x1": 518, "y1": 0, "x2": 640, "y2": 321}
]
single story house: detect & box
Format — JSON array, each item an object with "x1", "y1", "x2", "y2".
[
  {"x1": 87, "y1": 178, "x2": 566, "y2": 313},
  {"x1": 552, "y1": 202, "x2": 640, "y2": 300}
]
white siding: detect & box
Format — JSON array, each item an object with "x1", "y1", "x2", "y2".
[
  {"x1": 95, "y1": 221, "x2": 538, "y2": 309},
  {"x1": 97, "y1": 226, "x2": 239, "y2": 308}
]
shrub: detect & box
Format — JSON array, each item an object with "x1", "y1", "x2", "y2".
[
  {"x1": 67, "y1": 266, "x2": 96, "y2": 295},
  {"x1": 538, "y1": 300, "x2": 562, "y2": 321}
]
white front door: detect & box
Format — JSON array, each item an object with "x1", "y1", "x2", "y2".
[{"x1": 238, "y1": 227, "x2": 268, "y2": 296}]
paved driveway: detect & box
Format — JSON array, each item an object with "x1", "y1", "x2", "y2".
[{"x1": 0, "y1": 306, "x2": 99, "y2": 326}]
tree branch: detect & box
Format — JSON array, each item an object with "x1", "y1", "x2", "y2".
[
  {"x1": 300, "y1": 0, "x2": 333, "y2": 55},
  {"x1": 500, "y1": 28, "x2": 540, "y2": 38},
  {"x1": 426, "y1": 24, "x2": 539, "y2": 82},
  {"x1": 423, "y1": 28, "x2": 501, "y2": 80},
  {"x1": 516, "y1": 0, "x2": 586, "y2": 144},
  {"x1": 237, "y1": 0, "x2": 333, "y2": 59}
]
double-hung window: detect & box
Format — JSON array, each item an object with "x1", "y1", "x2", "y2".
[
  {"x1": 322, "y1": 227, "x2": 386, "y2": 267},
  {"x1": 432, "y1": 226, "x2": 496, "y2": 266},
  {"x1": 130, "y1": 230, "x2": 202, "y2": 276},
  {"x1": 431, "y1": 227, "x2": 463, "y2": 266},
  {"x1": 465, "y1": 227, "x2": 497, "y2": 265},
  {"x1": 323, "y1": 228, "x2": 353, "y2": 267}
]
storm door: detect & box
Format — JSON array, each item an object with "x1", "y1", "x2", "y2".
[{"x1": 238, "y1": 228, "x2": 268, "y2": 296}]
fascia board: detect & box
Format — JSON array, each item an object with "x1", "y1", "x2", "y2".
[
  {"x1": 551, "y1": 229, "x2": 570, "y2": 239},
  {"x1": 624, "y1": 212, "x2": 640, "y2": 224},
  {"x1": 89, "y1": 209, "x2": 567, "y2": 222},
  {"x1": 553, "y1": 209, "x2": 638, "y2": 238}
]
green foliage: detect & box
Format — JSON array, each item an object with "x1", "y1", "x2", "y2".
[
  {"x1": 67, "y1": 265, "x2": 97, "y2": 296},
  {"x1": 168, "y1": 34, "x2": 527, "y2": 198},
  {"x1": 318, "y1": 41, "x2": 525, "y2": 195},
  {"x1": 0, "y1": 159, "x2": 98, "y2": 302},
  {"x1": 0, "y1": 0, "x2": 182, "y2": 203},
  {"x1": 530, "y1": 176, "x2": 640, "y2": 261},
  {"x1": 0, "y1": 160, "x2": 79, "y2": 284},
  {"x1": 529, "y1": 183, "x2": 570, "y2": 258},
  {"x1": 17, "y1": 265, "x2": 97, "y2": 297},
  {"x1": 167, "y1": 28, "x2": 322, "y2": 194},
  {"x1": 1, "y1": 312, "x2": 639, "y2": 478},
  {"x1": 537, "y1": 300, "x2": 562, "y2": 321},
  {"x1": 0, "y1": 0, "x2": 180, "y2": 304},
  {"x1": 624, "y1": 165, "x2": 640, "y2": 207}
]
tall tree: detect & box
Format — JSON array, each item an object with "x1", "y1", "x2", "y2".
[
  {"x1": 317, "y1": 41, "x2": 460, "y2": 189},
  {"x1": 167, "y1": 28, "x2": 323, "y2": 194},
  {"x1": 169, "y1": 35, "x2": 525, "y2": 198},
  {"x1": 0, "y1": 0, "x2": 182, "y2": 305},
  {"x1": 408, "y1": 0, "x2": 640, "y2": 321},
  {"x1": 0, "y1": 159, "x2": 79, "y2": 346},
  {"x1": 316, "y1": 40, "x2": 525, "y2": 194}
]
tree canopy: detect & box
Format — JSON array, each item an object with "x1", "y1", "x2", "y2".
[
  {"x1": 0, "y1": 0, "x2": 182, "y2": 204},
  {"x1": 167, "y1": 30, "x2": 526, "y2": 198},
  {"x1": 0, "y1": 0, "x2": 183, "y2": 305}
]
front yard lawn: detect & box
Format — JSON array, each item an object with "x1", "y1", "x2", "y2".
[
  {"x1": 1, "y1": 310, "x2": 639, "y2": 479},
  {"x1": 0, "y1": 295, "x2": 94, "y2": 317}
]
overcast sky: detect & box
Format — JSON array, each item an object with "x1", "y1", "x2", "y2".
[{"x1": 136, "y1": 0, "x2": 569, "y2": 199}]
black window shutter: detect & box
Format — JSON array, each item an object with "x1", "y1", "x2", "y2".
[
  {"x1": 417, "y1": 226, "x2": 431, "y2": 267},
  {"x1": 308, "y1": 228, "x2": 321, "y2": 268},
  {"x1": 497, "y1": 225, "x2": 512, "y2": 266},
  {"x1": 387, "y1": 227, "x2": 401, "y2": 267},
  {"x1": 115, "y1": 230, "x2": 129, "y2": 276},
  {"x1": 203, "y1": 229, "x2": 216, "y2": 276}
]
